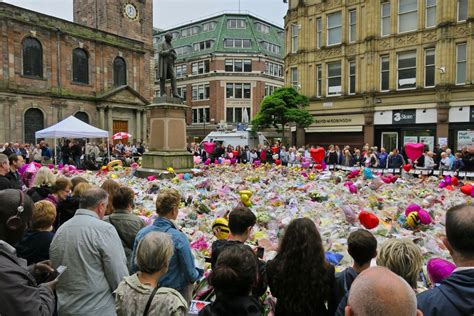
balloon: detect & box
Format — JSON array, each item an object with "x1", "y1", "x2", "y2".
[
  {"x1": 183, "y1": 173, "x2": 191, "y2": 180},
  {"x1": 418, "y1": 209, "x2": 432, "y2": 225},
  {"x1": 232, "y1": 150, "x2": 238, "y2": 158},
  {"x1": 363, "y1": 168, "x2": 373, "y2": 179},
  {"x1": 203, "y1": 142, "x2": 216, "y2": 154},
  {"x1": 460, "y1": 184, "x2": 473, "y2": 196},
  {"x1": 212, "y1": 218, "x2": 230, "y2": 240},
  {"x1": 341, "y1": 206, "x2": 357, "y2": 224},
  {"x1": 359, "y1": 211, "x2": 379, "y2": 229},
  {"x1": 405, "y1": 203, "x2": 421, "y2": 216},
  {"x1": 403, "y1": 164, "x2": 412, "y2": 172},
  {"x1": 438, "y1": 181, "x2": 447, "y2": 189},
  {"x1": 348, "y1": 184, "x2": 357, "y2": 194},
  {"x1": 204, "y1": 158, "x2": 211, "y2": 166},
  {"x1": 147, "y1": 175, "x2": 156, "y2": 181},
  {"x1": 405, "y1": 143, "x2": 424, "y2": 162},
  {"x1": 228, "y1": 153, "x2": 234, "y2": 159},
  {"x1": 271, "y1": 146, "x2": 279, "y2": 154},
  {"x1": 301, "y1": 160, "x2": 310, "y2": 168},
  {"x1": 275, "y1": 159, "x2": 281, "y2": 166},
  {"x1": 443, "y1": 176, "x2": 452, "y2": 185},
  {"x1": 310, "y1": 147, "x2": 325, "y2": 163},
  {"x1": 193, "y1": 156, "x2": 202, "y2": 164},
  {"x1": 348, "y1": 169, "x2": 360, "y2": 178},
  {"x1": 381, "y1": 176, "x2": 391, "y2": 184},
  {"x1": 427, "y1": 258, "x2": 456, "y2": 284},
  {"x1": 451, "y1": 177, "x2": 459, "y2": 186},
  {"x1": 406, "y1": 211, "x2": 421, "y2": 228}
]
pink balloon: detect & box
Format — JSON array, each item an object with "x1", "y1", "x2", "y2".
[
  {"x1": 147, "y1": 175, "x2": 156, "y2": 181},
  {"x1": 427, "y1": 258, "x2": 456, "y2": 284},
  {"x1": 405, "y1": 143, "x2": 424, "y2": 162},
  {"x1": 349, "y1": 184, "x2": 357, "y2": 194},
  {"x1": 203, "y1": 142, "x2": 216, "y2": 154},
  {"x1": 301, "y1": 161, "x2": 310, "y2": 169},
  {"x1": 418, "y1": 209, "x2": 432, "y2": 225},
  {"x1": 193, "y1": 156, "x2": 202, "y2": 164},
  {"x1": 405, "y1": 203, "x2": 421, "y2": 216}
]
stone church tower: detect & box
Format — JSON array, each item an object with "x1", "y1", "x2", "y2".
[{"x1": 73, "y1": 0, "x2": 153, "y2": 45}]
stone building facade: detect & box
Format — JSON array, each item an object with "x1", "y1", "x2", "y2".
[
  {"x1": 0, "y1": 0, "x2": 154, "y2": 144},
  {"x1": 285, "y1": 0, "x2": 473, "y2": 151},
  {"x1": 154, "y1": 13, "x2": 285, "y2": 141}
]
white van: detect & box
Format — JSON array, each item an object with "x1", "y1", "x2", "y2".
[{"x1": 201, "y1": 130, "x2": 268, "y2": 148}]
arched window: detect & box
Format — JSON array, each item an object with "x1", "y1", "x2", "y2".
[
  {"x1": 74, "y1": 111, "x2": 89, "y2": 124},
  {"x1": 113, "y1": 57, "x2": 127, "y2": 86},
  {"x1": 22, "y1": 37, "x2": 43, "y2": 78},
  {"x1": 24, "y1": 108, "x2": 44, "y2": 144},
  {"x1": 72, "y1": 48, "x2": 89, "y2": 84}
]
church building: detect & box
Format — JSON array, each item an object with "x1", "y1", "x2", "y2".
[{"x1": 0, "y1": 0, "x2": 154, "y2": 144}]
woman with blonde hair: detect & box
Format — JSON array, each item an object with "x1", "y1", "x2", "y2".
[
  {"x1": 376, "y1": 238, "x2": 423, "y2": 289},
  {"x1": 16, "y1": 200, "x2": 57, "y2": 264},
  {"x1": 115, "y1": 232, "x2": 187, "y2": 316},
  {"x1": 26, "y1": 167, "x2": 56, "y2": 202},
  {"x1": 131, "y1": 188, "x2": 203, "y2": 304}
]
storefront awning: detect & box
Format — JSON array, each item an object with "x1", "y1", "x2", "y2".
[{"x1": 305, "y1": 126, "x2": 363, "y2": 133}]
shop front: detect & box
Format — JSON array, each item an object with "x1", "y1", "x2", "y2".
[
  {"x1": 374, "y1": 108, "x2": 437, "y2": 151},
  {"x1": 304, "y1": 114, "x2": 365, "y2": 148},
  {"x1": 448, "y1": 105, "x2": 474, "y2": 150}
]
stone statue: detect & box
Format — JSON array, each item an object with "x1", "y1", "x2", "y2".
[{"x1": 157, "y1": 33, "x2": 180, "y2": 98}]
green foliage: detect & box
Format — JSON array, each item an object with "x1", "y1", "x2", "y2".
[{"x1": 252, "y1": 87, "x2": 313, "y2": 139}]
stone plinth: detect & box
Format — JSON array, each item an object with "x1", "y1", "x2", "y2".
[{"x1": 137, "y1": 97, "x2": 193, "y2": 177}]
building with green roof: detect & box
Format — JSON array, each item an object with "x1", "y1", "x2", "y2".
[{"x1": 154, "y1": 12, "x2": 284, "y2": 141}]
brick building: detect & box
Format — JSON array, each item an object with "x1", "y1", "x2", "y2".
[
  {"x1": 154, "y1": 13, "x2": 285, "y2": 141},
  {"x1": 0, "y1": 0, "x2": 154, "y2": 144},
  {"x1": 285, "y1": 0, "x2": 473, "y2": 151}
]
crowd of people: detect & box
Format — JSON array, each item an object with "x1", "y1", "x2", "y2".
[
  {"x1": 0, "y1": 139, "x2": 145, "y2": 170},
  {"x1": 0, "y1": 137, "x2": 473, "y2": 315},
  {"x1": 189, "y1": 142, "x2": 474, "y2": 172},
  {"x1": 0, "y1": 162, "x2": 472, "y2": 315}
]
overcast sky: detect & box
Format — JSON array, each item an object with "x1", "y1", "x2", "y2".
[{"x1": 3, "y1": 0, "x2": 288, "y2": 28}]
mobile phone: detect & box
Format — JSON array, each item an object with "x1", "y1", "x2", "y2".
[
  {"x1": 49, "y1": 265, "x2": 67, "y2": 281},
  {"x1": 256, "y1": 247, "x2": 264, "y2": 259}
]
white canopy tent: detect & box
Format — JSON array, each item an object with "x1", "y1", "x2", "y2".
[{"x1": 35, "y1": 115, "x2": 110, "y2": 165}]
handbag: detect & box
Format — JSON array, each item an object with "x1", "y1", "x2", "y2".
[{"x1": 143, "y1": 286, "x2": 160, "y2": 316}]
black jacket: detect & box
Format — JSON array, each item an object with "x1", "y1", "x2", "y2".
[
  {"x1": 6, "y1": 170, "x2": 23, "y2": 190},
  {"x1": 199, "y1": 294, "x2": 262, "y2": 316},
  {"x1": 27, "y1": 186, "x2": 53, "y2": 203},
  {"x1": 16, "y1": 231, "x2": 54, "y2": 265},
  {"x1": 211, "y1": 240, "x2": 267, "y2": 298},
  {"x1": 333, "y1": 267, "x2": 358, "y2": 309},
  {"x1": 56, "y1": 196, "x2": 80, "y2": 228},
  {"x1": 417, "y1": 269, "x2": 474, "y2": 316},
  {"x1": 0, "y1": 174, "x2": 12, "y2": 190}
]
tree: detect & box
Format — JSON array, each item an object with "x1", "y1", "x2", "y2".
[{"x1": 252, "y1": 87, "x2": 313, "y2": 142}]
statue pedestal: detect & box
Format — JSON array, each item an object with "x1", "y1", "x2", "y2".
[{"x1": 136, "y1": 97, "x2": 193, "y2": 178}]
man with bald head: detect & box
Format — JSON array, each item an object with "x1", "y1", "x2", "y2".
[
  {"x1": 0, "y1": 189, "x2": 56, "y2": 314},
  {"x1": 50, "y1": 187, "x2": 128, "y2": 315},
  {"x1": 345, "y1": 267, "x2": 422, "y2": 316},
  {"x1": 417, "y1": 204, "x2": 474, "y2": 315}
]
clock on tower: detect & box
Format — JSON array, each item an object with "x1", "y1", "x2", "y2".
[{"x1": 73, "y1": 0, "x2": 152, "y2": 44}]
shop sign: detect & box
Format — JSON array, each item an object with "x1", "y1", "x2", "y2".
[
  {"x1": 226, "y1": 100, "x2": 251, "y2": 107},
  {"x1": 311, "y1": 114, "x2": 365, "y2": 127},
  {"x1": 470, "y1": 106, "x2": 474, "y2": 122},
  {"x1": 457, "y1": 130, "x2": 474, "y2": 150},
  {"x1": 392, "y1": 110, "x2": 416, "y2": 124}
]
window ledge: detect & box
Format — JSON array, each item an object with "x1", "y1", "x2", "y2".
[
  {"x1": 20, "y1": 75, "x2": 46, "y2": 81},
  {"x1": 71, "y1": 81, "x2": 92, "y2": 87}
]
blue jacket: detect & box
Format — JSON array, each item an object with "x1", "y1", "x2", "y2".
[
  {"x1": 378, "y1": 152, "x2": 388, "y2": 168},
  {"x1": 131, "y1": 217, "x2": 202, "y2": 291},
  {"x1": 417, "y1": 269, "x2": 474, "y2": 316}
]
